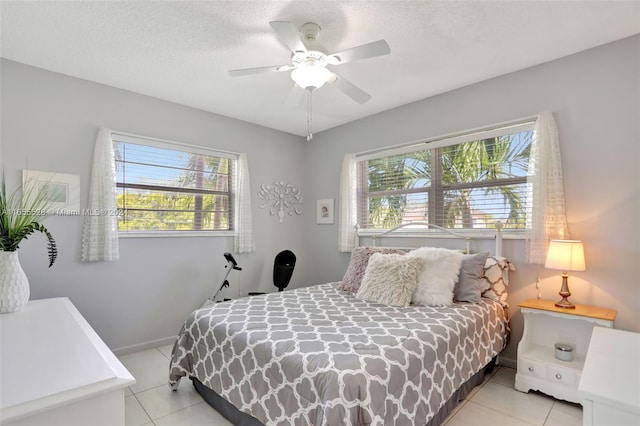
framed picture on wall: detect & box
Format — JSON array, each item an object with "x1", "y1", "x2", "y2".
[
  {"x1": 317, "y1": 198, "x2": 334, "y2": 224},
  {"x1": 22, "y1": 170, "x2": 80, "y2": 215}
]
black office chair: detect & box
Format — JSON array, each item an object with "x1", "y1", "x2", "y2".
[{"x1": 273, "y1": 250, "x2": 296, "y2": 291}]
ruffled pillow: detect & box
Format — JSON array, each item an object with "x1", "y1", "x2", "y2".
[{"x1": 355, "y1": 253, "x2": 423, "y2": 307}]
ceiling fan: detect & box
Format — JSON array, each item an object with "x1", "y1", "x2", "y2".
[{"x1": 228, "y1": 21, "x2": 391, "y2": 140}]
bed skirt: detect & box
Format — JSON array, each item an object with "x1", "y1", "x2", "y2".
[{"x1": 190, "y1": 356, "x2": 497, "y2": 426}]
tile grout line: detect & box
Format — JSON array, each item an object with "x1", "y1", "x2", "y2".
[
  {"x1": 466, "y1": 372, "x2": 559, "y2": 426},
  {"x1": 127, "y1": 346, "x2": 180, "y2": 425},
  {"x1": 155, "y1": 346, "x2": 171, "y2": 361},
  {"x1": 132, "y1": 392, "x2": 155, "y2": 426},
  {"x1": 464, "y1": 400, "x2": 540, "y2": 426},
  {"x1": 133, "y1": 380, "x2": 206, "y2": 422},
  {"x1": 151, "y1": 401, "x2": 209, "y2": 425},
  {"x1": 449, "y1": 366, "x2": 502, "y2": 422},
  {"x1": 442, "y1": 399, "x2": 468, "y2": 425},
  {"x1": 542, "y1": 400, "x2": 556, "y2": 426}
]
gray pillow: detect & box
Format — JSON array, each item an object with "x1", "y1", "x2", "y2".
[{"x1": 454, "y1": 252, "x2": 489, "y2": 303}]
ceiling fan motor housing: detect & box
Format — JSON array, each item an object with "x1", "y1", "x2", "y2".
[
  {"x1": 292, "y1": 50, "x2": 328, "y2": 67},
  {"x1": 300, "y1": 22, "x2": 321, "y2": 42}
]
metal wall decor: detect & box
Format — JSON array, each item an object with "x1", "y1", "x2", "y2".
[{"x1": 258, "y1": 181, "x2": 302, "y2": 223}]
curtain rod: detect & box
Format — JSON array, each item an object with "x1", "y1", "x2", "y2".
[{"x1": 355, "y1": 114, "x2": 538, "y2": 159}]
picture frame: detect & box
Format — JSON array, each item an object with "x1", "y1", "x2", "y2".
[
  {"x1": 22, "y1": 170, "x2": 81, "y2": 215},
  {"x1": 316, "y1": 198, "x2": 334, "y2": 224}
]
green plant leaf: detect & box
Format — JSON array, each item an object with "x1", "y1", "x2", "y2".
[{"x1": 0, "y1": 172, "x2": 58, "y2": 266}]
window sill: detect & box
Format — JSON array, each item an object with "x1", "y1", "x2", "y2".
[{"x1": 118, "y1": 231, "x2": 234, "y2": 239}]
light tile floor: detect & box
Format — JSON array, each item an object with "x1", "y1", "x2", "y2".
[{"x1": 119, "y1": 345, "x2": 582, "y2": 426}]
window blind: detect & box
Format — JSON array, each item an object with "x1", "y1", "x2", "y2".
[
  {"x1": 357, "y1": 124, "x2": 534, "y2": 230},
  {"x1": 113, "y1": 135, "x2": 236, "y2": 232}
]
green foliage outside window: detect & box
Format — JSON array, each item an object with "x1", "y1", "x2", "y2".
[
  {"x1": 114, "y1": 140, "x2": 234, "y2": 232},
  {"x1": 360, "y1": 130, "x2": 532, "y2": 230}
]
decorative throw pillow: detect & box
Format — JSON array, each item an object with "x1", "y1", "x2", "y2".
[
  {"x1": 355, "y1": 253, "x2": 423, "y2": 307},
  {"x1": 480, "y1": 256, "x2": 515, "y2": 307},
  {"x1": 407, "y1": 247, "x2": 464, "y2": 306},
  {"x1": 454, "y1": 252, "x2": 490, "y2": 303},
  {"x1": 338, "y1": 247, "x2": 406, "y2": 293}
]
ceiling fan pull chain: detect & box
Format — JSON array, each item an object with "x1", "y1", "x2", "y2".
[{"x1": 307, "y1": 89, "x2": 313, "y2": 141}]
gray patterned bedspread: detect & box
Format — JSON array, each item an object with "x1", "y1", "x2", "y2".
[{"x1": 169, "y1": 283, "x2": 508, "y2": 425}]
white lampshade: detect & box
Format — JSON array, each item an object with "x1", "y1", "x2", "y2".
[
  {"x1": 545, "y1": 240, "x2": 586, "y2": 272},
  {"x1": 291, "y1": 65, "x2": 331, "y2": 89}
]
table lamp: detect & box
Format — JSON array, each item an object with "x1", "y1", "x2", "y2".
[{"x1": 544, "y1": 240, "x2": 586, "y2": 309}]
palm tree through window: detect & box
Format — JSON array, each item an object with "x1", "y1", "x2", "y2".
[
  {"x1": 357, "y1": 126, "x2": 533, "y2": 230},
  {"x1": 113, "y1": 138, "x2": 235, "y2": 232}
]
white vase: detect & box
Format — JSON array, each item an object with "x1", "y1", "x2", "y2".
[{"x1": 0, "y1": 251, "x2": 30, "y2": 313}]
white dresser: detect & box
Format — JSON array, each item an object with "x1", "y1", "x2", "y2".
[
  {"x1": 0, "y1": 298, "x2": 135, "y2": 425},
  {"x1": 579, "y1": 327, "x2": 640, "y2": 426}
]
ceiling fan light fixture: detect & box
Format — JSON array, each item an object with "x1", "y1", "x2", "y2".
[{"x1": 291, "y1": 65, "x2": 331, "y2": 90}]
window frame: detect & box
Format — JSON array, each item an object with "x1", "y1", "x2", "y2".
[
  {"x1": 112, "y1": 132, "x2": 238, "y2": 238},
  {"x1": 355, "y1": 121, "x2": 535, "y2": 236}
]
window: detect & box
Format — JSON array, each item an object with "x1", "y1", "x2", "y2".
[
  {"x1": 113, "y1": 134, "x2": 236, "y2": 233},
  {"x1": 357, "y1": 122, "x2": 534, "y2": 230}
]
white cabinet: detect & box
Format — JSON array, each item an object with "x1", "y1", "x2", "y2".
[
  {"x1": 515, "y1": 298, "x2": 616, "y2": 404},
  {"x1": 579, "y1": 327, "x2": 640, "y2": 426},
  {"x1": 0, "y1": 298, "x2": 135, "y2": 425}
]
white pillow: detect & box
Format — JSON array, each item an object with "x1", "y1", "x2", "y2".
[
  {"x1": 355, "y1": 253, "x2": 423, "y2": 307},
  {"x1": 407, "y1": 247, "x2": 464, "y2": 306}
]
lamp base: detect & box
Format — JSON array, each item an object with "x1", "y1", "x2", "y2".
[
  {"x1": 555, "y1": 297, "x2": 575, "y2": 309},
  {"x1": 555, "y1": 272, "x2": 575, "y2": 309}
]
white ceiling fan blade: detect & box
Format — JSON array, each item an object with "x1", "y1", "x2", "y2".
[
  {"x1": 284, "y1": 84, "x2": 306, "y2": 107},
  {"x1": 269, "y1": 21, "x2": 307, "y2": 53},
  {"x1": 329, "y1": 72, "x2": 372, "y2": 104},
  {"x1": 328, "y1": 40, "x2": 390, "y2": 65},
  {"x1": 228, "y1": 65, "x2": 292, "y2": 77}
]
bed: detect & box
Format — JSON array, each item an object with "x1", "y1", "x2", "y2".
[{"x1": 169, "y1": 224, "x2": 512, "y2": 425}]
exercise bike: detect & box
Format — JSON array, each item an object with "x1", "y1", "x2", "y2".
[{"x1": 200, "y1": 252, "x2": 242, "y2": 308}]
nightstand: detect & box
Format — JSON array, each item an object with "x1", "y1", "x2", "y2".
[{"x1": 515, "y1": 298, "x2": 616, "y2": 404}]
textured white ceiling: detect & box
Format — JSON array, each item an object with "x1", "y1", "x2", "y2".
[{"x1": 2, "y1": 1, "x2": 639, "y2": 137}]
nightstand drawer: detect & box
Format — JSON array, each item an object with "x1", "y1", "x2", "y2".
[
  {"x1": 520, "y1": 357, "x2": 546, "y2": 379},
  {"x1": 547, "y1": 364, "x2": 577, "y2": 387}
]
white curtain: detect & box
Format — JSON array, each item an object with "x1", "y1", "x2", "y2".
[
  {"x1": 338, "y1": 153, "x2": 357, "y2": 252},
  {"x1": 526, "y1": 111, "x2": 569, "y2": 264},
  {"x1": 234, "y1": 153, "x2": 255, "y2": 253},
  {"x1": 82, "y1": 128, "x2": 119, "y2": 261}
]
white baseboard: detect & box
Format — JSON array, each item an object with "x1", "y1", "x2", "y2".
[
  {"x1": 498, "y1": 356, "x2": 517, "y2": 369},
  {"x1": 112, "y1": 336, "x2": 176, "y2": 356}
]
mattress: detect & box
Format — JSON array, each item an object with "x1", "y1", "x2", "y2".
[{"x1": 169, "y1": 282, "x2": 508, "y2": 425}]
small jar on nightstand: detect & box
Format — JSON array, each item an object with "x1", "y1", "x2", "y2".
[{"x1": 514, "y1": 298, "x2": 616, "y2": 404}]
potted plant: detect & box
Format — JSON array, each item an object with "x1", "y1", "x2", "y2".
[{"x1": 0, "y1": 174, "x2": 58, "y2": 313}]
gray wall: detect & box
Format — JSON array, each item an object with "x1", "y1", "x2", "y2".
[
  {"x1": 2, "y1": 35, "x2": 638, "y2": 364},
  {"x1": 304, "y1": 35, "x2": 640, "y2": 364},
  {"x1": 1, "y1": 59, "x2": 308, "y2": 352}
]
